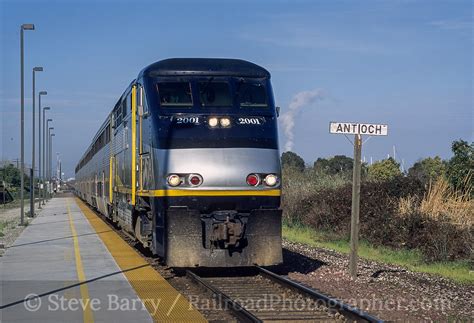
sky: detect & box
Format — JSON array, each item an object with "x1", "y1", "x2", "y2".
[{"x1": 1, "y1": 0, "x2": 472, "y2": 179}]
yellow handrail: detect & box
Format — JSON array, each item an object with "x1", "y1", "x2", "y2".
[{"x1": 131, "y1": 85, "x2": 137, "y2": 206}]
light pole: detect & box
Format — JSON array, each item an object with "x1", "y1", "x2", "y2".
[
  {"x1": 31, "y1": 68, "x2": 43, "y2": 216},
  {"x1": 42, "y1": 110, "x2": 50, "y2": 204},
  {"x1": 46, "y1": 121, "x2": 53, "y2": 198},
  {"x1": 48, "y1": 127, "x2": 54, "y2": 180},
  {"x1": 38, "y1": 92, "x2": 47, "y2": 208},
  {"x1": 20, "y1": 23, "x2": 35, "y2": 226},
  {"x1": 49, "y1": 133, "x2": 55, "y2": 196}
]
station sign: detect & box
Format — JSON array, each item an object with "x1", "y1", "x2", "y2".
[{"x1": 329, "y1": 122, "x2": 388, "y2": 136}]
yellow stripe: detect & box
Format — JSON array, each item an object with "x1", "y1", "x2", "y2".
[
  {"x1": 75, "y1": 198, "x2": 207, "y2": 322},
  {"x1": 131, "y1": 85, "x2": 137, "y2": 206},
  {"x1": 66, "y1": 200, "x2": 94, "y2": 323},
  {"x1": 137, "y1": 189, "x2": 281, "y2": 197}
]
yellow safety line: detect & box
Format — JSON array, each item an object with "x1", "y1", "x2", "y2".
[
  {"x1": 131, "y1": 85, "x2": 137, "y2": 206},
  {"x1": 74, "y1": 198, "x2": 207, "y2": 322},
  {"x1": 66, "y1": 200, "x2": 95, "y2": 323},
  {"x1": 137, "y1": 189, "x2": 281, "y2": 197}
]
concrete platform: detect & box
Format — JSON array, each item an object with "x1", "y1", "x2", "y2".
[{"x1": 0, "y1": 196, "x2": 206, "y2": 323}]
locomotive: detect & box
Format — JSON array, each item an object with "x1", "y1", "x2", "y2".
[{"x1": 75, "y1": 58, "x2": 282, "y2": 267}]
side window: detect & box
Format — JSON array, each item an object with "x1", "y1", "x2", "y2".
[
  {"x1": 105, "y1": 124, "x2": 111, "y2": 143},
  {"x1": 122, "y1": 97, "x2": 127, "y2": 117},
  {"x1": 122, "y1": 90, "x2": 132, "y2": 118},
  {"x1": 114, "y1": 101, "x2": 123, "y2": 125},
  {"x1": 138, "y1": 85, "x2": 148, "y2": 114}
]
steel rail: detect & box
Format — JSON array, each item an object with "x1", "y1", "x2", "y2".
[
  {"x1": 256, "y1": 265, "x2": 383, "y2": 323},
  {"x1": 185, "y1": 269, "x2": 261, "y2": 323}
]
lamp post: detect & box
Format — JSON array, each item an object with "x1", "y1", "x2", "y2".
[
  {"x1": 48, "y1": 127, "x2": 54, "y2": 180},
  {"x1": 46, "y1": 121, "x2": 53, "y2": 198},
  {"x1": 37, "y1": 91, "x2": 46, "y2": 208},
  {"x1": 49, "y1": 133, "x2": 55, "y2": 196},
  {"x1": 31, "y1": 70, "x2": 43, "y2": 216},
  {"x1": 42, "y1": 110, "x2": 50, "y2": 204},
  {"x1": 20, "y1": 23, "x2": 35, "y2": 226}
]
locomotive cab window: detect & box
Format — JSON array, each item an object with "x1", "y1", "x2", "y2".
[
  {"x1": 198, "y1": 81, "x2": 232, "y2": 107},
  {"x1": 237, "y1": 81, "x2": 267, "y2": 108},
  {"x1": 156, "y1": 82, "x2": 192, "y2": 107}
]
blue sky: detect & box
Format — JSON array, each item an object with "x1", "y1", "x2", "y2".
[{"x1": 1, "y1": 0, "x2": 472, "y2": 178}]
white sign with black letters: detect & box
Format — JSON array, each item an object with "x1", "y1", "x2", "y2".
[{"x1": 329, "y1": 122, "x2": 388, "y2": 136}]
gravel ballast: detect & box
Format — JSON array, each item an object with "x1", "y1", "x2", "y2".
[{"x1": 280, "y1": 240, "x2": 473, "y2": 321}]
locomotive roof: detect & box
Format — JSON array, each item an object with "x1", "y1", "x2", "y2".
[{"x1": 140, "y1": 58, "x2": 270, "y2": 78}]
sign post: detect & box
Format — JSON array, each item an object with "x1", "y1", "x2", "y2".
[{"x1": 330, "y1": 122, "x2": 388, "y2": 279}]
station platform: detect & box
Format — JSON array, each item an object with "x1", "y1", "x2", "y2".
[{"x1": 0, "y1": 196, "x2": 206, "y2": 323}]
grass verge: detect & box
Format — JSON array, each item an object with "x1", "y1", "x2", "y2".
[
  {"x1": 283, "y1": 223, "x2": 473, "y2": 284},
  {"x1": 0, "y1": 220, "x2": 14, "y2": 237}
]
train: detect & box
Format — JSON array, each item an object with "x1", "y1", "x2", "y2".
[{"x1": 74, "y1": 58, "x2": 282, "y2": 267}]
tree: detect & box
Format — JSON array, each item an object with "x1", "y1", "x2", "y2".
[
  {"x1": 367, "y1": 157, "x2": 402, "y2": 182},
  {"x1": 408, "y1": 156, "x2": 446, "y2": 184},
  {"x1": 314, "y1": 155, "x2": 353, "y2": 175},
  {"x1": 445, "y1": 139, "x2": 473, "y2": 193},
  {"x1": 2, "y1": 164, "x2": 24, "y2": 187},
  {"x1": 281, "y1": 151, "x2": 305, "y2": 172}
]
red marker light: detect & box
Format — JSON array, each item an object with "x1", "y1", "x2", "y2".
[
  {"x1": 188, "y1": 174, "x2": 203, "y2": 186},
  {"x1": 246, "y1": 174, "x2": 260, "y2": 186}
]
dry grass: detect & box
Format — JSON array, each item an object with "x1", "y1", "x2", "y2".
[
  {"x1": 399, "y1": 175, "x2": 473, "y2": 228},
  {"x1": 421, "y1": 176, "x2": 473, "y2": 227},
  {"x1": 398, "y1": 175, "x2": 473, "y2": 261}
]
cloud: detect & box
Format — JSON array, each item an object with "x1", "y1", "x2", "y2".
[{"x1": 280, "y1": 89, "x2": 325, "y2": 152}]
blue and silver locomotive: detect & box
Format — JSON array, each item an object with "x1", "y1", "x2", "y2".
[{"x1": 75, "y1": 58, "x2": 282, "y2": 267}]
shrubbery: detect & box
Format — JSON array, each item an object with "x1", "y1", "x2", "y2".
[{"x1": 282, "y1": 140, "x2": 473, "y2": 262}]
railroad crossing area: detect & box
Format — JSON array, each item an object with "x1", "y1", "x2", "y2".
[{"x1": 0, "y1": 196, "x2": 206, "y2": 322}]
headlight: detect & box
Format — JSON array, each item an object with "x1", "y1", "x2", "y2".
[
  {"x1": 167, "y1": 174, "x2": 181, "y2": 187},
  {"x1": 208, "y1": 117, "x2": 218, "y2": 127},
  {"x1": 264, "y1": 174, "x2": 278, "y2": 186},
  {"x1": 220, "y1": 117, "x2": 231, "y2": 128}
]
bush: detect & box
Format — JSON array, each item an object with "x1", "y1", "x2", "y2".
[
  {"x1": 367, "y1": 157, "x2": 402, "y2": 181},
  {"x1": 281, "y1": 151, "x2": 305, "y2": 172},
  {"x1": 298, "y1": 177, "x2": 424, "y2": 247},
  {"x1": 282, "y1": 172, "x2": 472, "y2": 262},
  {"x1": 281, "y1": 168, "x2": 350, "y2": 225},
  {"x1": 445, "y1": 140, "x2": 474, "y2": 195},
  {"x1": 408, "y1": 156, "x2": 446, "y2": 185}
]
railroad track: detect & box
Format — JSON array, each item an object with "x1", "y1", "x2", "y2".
[
  {"x1": 79, "y1": 197, "x2": 382, "y2": 322},
  {"x1": 187, "y1": 266, "x2": 382, "y2": 322}
]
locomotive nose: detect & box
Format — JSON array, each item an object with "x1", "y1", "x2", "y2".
[{"x1": 156, "y1": 147, "x2": 281, "y2": 190}]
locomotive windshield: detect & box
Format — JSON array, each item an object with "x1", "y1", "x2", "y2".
[
  {"x1": 236, "y1": 80, "x2": 267, "y2": 108},
  {"x1": 152, "y1": 77, "x2": 270, "y2": 112},
  {"x1": 198, "y1": 80, "x2": 233, "y2": 107},
  {"x1": 157, "y1": 82, "x2": 193, "y2": 107},
  {"x1": 147, "y1": 75, "x2": 277, "y2": 149}
]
